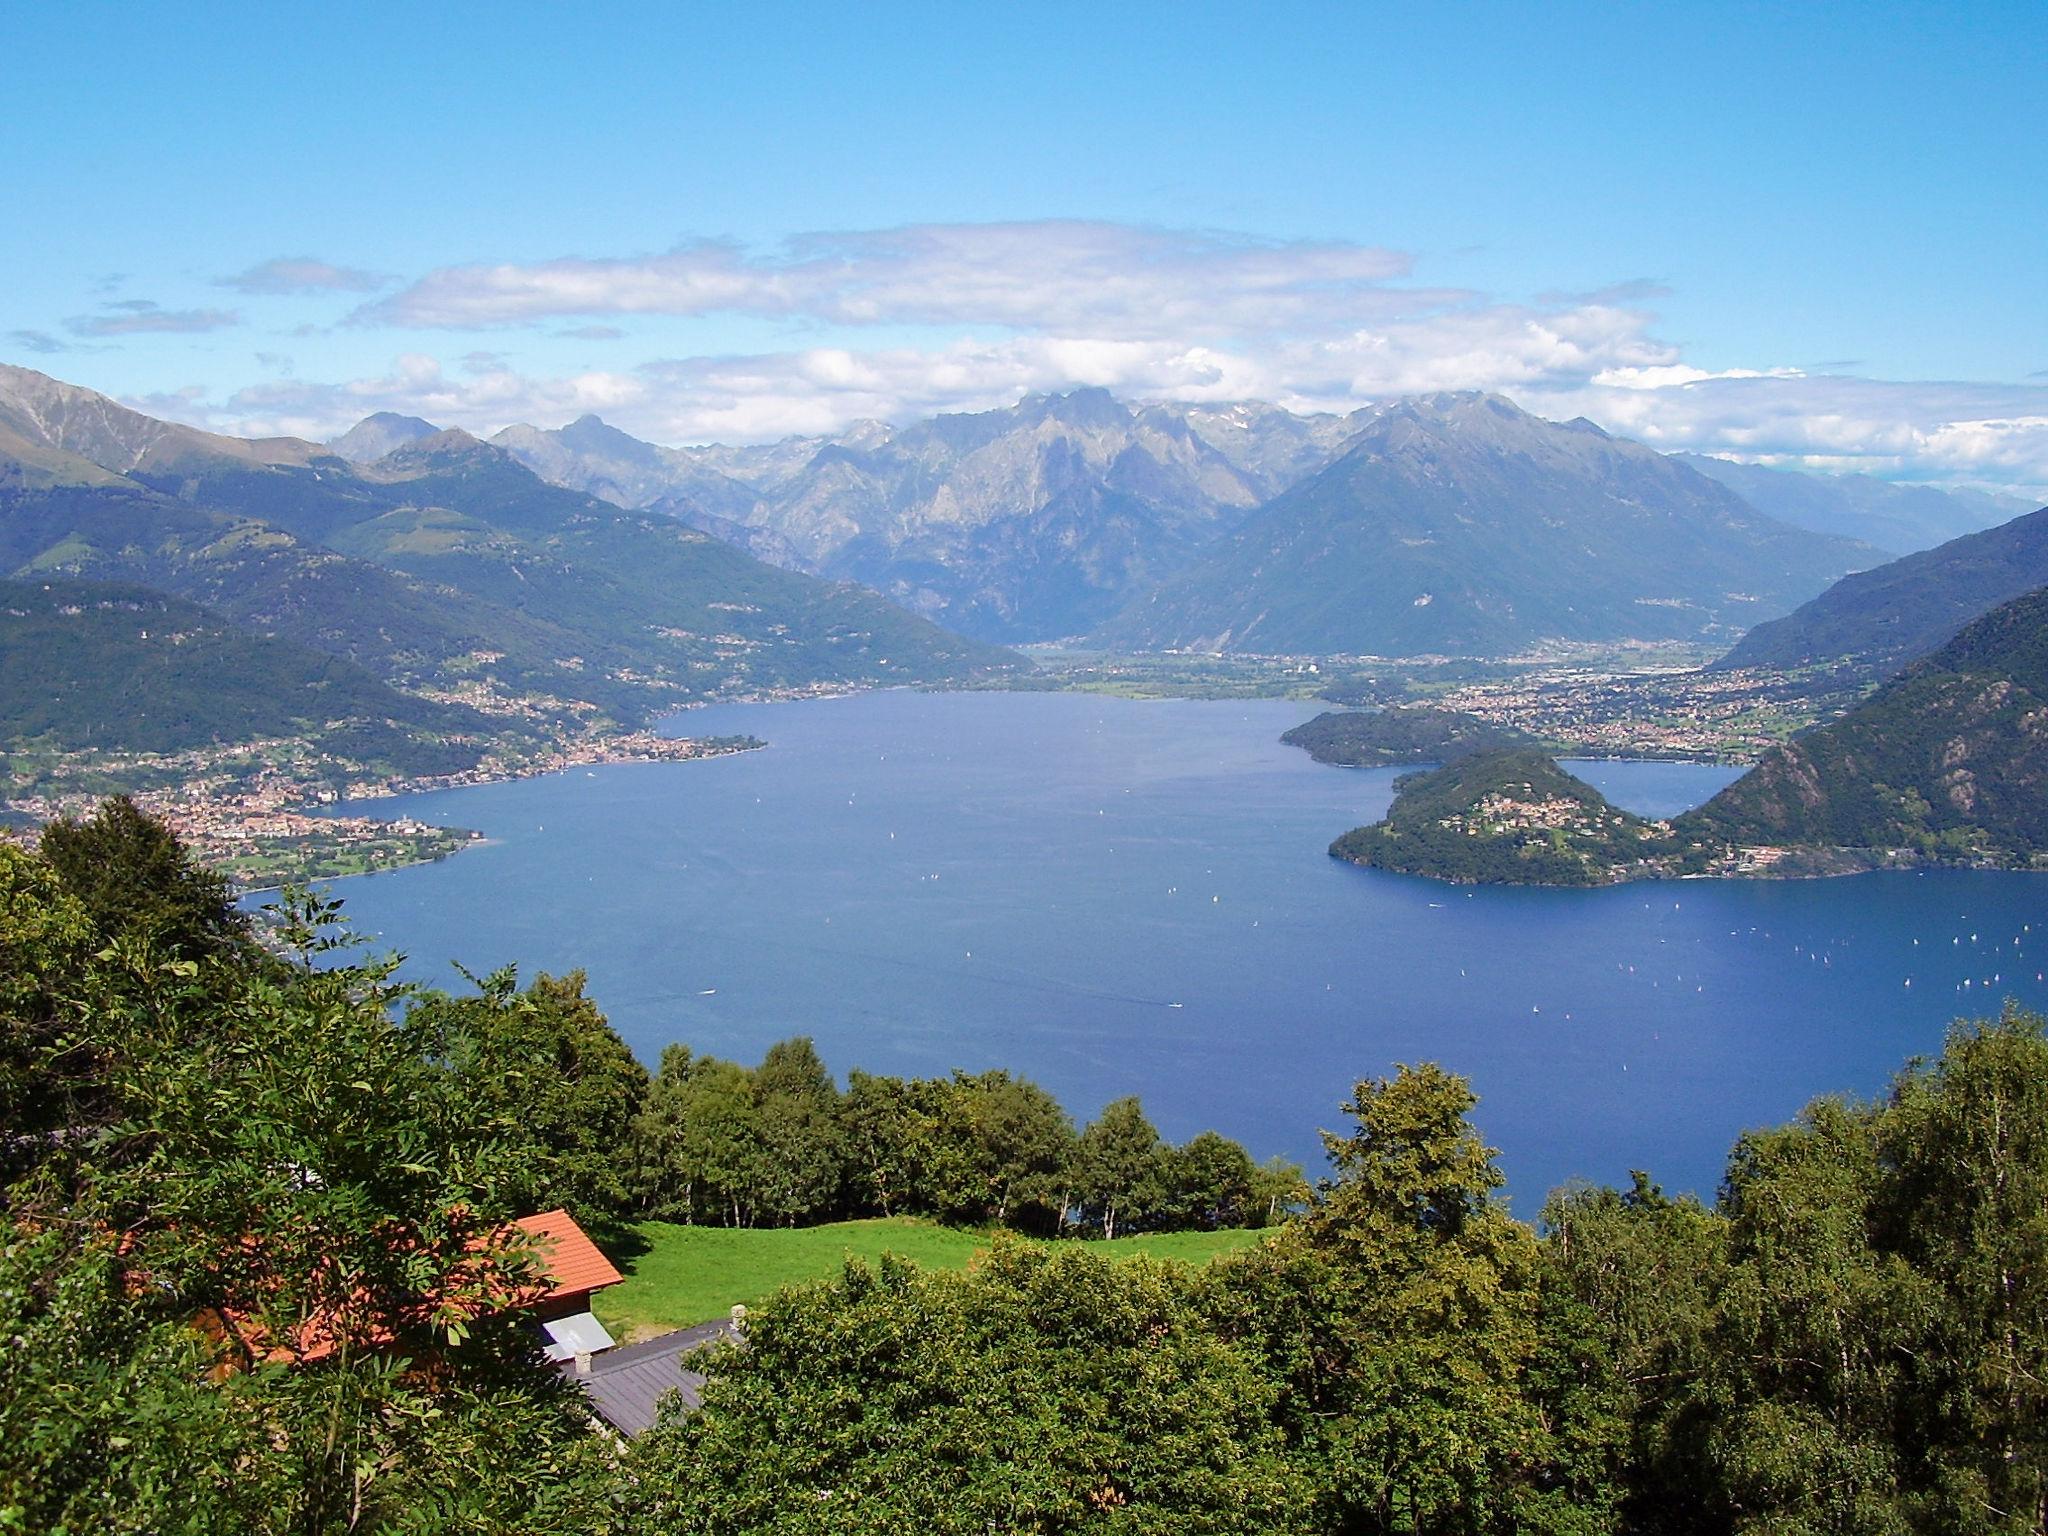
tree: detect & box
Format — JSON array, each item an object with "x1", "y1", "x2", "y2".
[
  {"x1": 0, "y1": 881, "x2": 622, "y2": 1534},
  {"x1": 751, "y1": 1037, "x2": 844, "y2": 1226},
  {"x1": 38, "y1": 795, "x2": 246, "y2": 957},
  {"x1": 628, "y1": 1243, "x2": 1304, "y2": 1535},
  {"x1": 1162, "y1": 1129, "x2": 1260, "y2": 1230},
  {"x1": 0, "y1": 844, "x2": 102, "y2": 1159},
  {"x1": 1530, "y1": 1173, "x2": 1731, "y2": 1534},
  {"x1": 1073, "y1": 1096, "x2": 1166, "y2": 1240},
  {"x1": 1218, "y1": 1063, "x2": 1546, "y2": 1533},
  {"x1": 947, "y1": 1069, "x2": 1075, "y2": 1229},
  {"x1": 839, "y1": 1069, "x2": 937, "y2": 1218},
  {"x1": 410, "y1": 967, "x2": 650, "y2": 1240}
]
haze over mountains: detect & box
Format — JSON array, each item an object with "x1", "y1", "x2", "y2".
[
  {"x1": 488, "y1": 388, "x2": 1369, "y2": 642},
  {"x1": 6, "y1": 356, "x2": 2034, "y2": 723},
  {"x1": 1674, "y1": 455, "x2": 2029, "y2": 556}
]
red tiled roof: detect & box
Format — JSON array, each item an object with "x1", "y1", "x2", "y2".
[
  {"x1": 510, "y1": 1208, "x2": 624, "y2": 1297},
  {"x1": 191, "y1": 1208, "x2": 621, "y2": 1368}
]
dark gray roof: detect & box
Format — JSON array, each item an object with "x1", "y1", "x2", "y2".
[{"x1": 564, "y1": 1320, "x2": 737, "y2": 1437}]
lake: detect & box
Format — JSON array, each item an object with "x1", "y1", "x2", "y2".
[{"x1": 308, "y1": 689, "x2": 2048, "y2": 1213}]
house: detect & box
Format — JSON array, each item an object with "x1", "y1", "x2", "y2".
[
  {"x1": 191, "y1": 1206, "x2": 627, "y2": 1372},
  {"x1": 509, "y1": 1207, "x2": 624, "y2": 1366}
]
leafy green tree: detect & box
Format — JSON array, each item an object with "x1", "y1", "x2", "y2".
[
  {"x1": 629, "y1": 1242, "x2": 1305, "y2": 1535},
  {"x1": 643, "y1": 1052, "x2": 762, "y2": 1227},
  {"x1": 839, "y1": 1069, "x2": 940, "y2": 1217},
  {"x1": 1872, "y1": 1007, "x2": 2048, "y2": 1532},
  {"x1": 947, "y1": 1069, "x2": 1076, "y2": 1230},
  {"x1": 752, "y1": 1036, "x2": 844, "y2": 1226},
  {"x1": 1162, "y1": 1129, "x2": 1260, "y2": 1229},
  {"x1": 410, "y1": 967, "x2": 650, "y2": 1240},
  {"x1": 39, "y1": 794, "x2": 246, "y2": 956},
  {"x1": 0, "y1": 844, "x2": 103, "y2": 1159},
  {"x1": 1249, "y1": 1154, "x2": 1310, "y2": 1227},
  {"x1": 1074, "y1": 1095, "x2": 1167, "y2": 1239},
  {"x1": 1531, "y1": 1173, "x2": 1730, "y2": 1535},
  {"x1": 1217, "y1": 1063, "x2": 1546, "y2": 1534}
]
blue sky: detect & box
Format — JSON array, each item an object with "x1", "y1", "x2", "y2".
[{"x1": 4, "y1": 1, "x2": 2044, "y2": 489}]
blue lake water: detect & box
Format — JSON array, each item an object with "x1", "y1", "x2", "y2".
[{"x1": 306, "y1": 690, "x2": 2048, "y2": 1214}]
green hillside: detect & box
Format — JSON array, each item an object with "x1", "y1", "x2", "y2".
[
  {"x1": 0, "y1": 577, "x2": 495, "y2": 768},
  {"x1": 1330, "y1": 748, "x2": 1677, "y2": 885},
  {"x1": 1281, "y1": 706, "x2": 1533, "y2": 766},
  {"x1": 1683, "y1": 584, "x2": 2048, "y2": 860},
  {"x1": 1716, "y1": 505, "x2": 2048, "y2": 679},
  {"x1": 0, "y1": 370, "x2": 1020, "y2": 726}
]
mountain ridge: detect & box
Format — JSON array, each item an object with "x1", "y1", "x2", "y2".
[{"x1": 1096, "y1": 392, "x2": 1876, "y2": 656}]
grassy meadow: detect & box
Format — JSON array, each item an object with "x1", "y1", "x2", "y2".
[{"x1": 594, "y1": 1217, "x2": 1269, "y2": 1339}]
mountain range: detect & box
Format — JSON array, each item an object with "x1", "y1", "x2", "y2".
[
  {"x1": 1673, "y1": 455, "x2": 2028, "y2": 555},
  {"x1": 1096, "y1": 394, "x2": 1873, "y2": 655},
  {"x1": 478, "y1": 388, "x2": 2013, "y2": 656},
  {"x1": 488, "y1": 389, "x2": 1369, "y2": 642},
  {"x1": 0, "y1": 364, "x2": 1015, "y2": 735}
]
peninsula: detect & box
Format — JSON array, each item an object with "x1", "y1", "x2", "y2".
[{"x1": 1329, "y1": 583, "x2": 2048, "y2": 885}]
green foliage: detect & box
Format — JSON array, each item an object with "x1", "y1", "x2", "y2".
[
  {"x1": 0, "y1": 843, "x2": 622, "y2": 1532},
  {"x1": 1686, "y1": 585, "x2": 2048, "y2": 859},
  {"x1": 628, "y1": 1242, "x2": 1306, "y2": 1535},
  {"x1": 409, "y1": 967, "x2": 651, "y2": 1242},
  {"x1": 0, "y1": 845, "x2": 101, "y2": 1154},
  {"x1": 636, "y1": 1044, "x2": 1257, "y2": 1240},
  {"x1": 1332, "y1": 748, "x2": 1677, "y2": 886},
  {"x1": 0, "y1": 576, "x2": 489, "y2": 763},
  {"x1": 39, "y1": 793, "x2": 246, "y2": 956},
  {"x1": 1073, "y1": 1094, "x2": 1168, "y2": 1240},
  {"x1": 1280, "y1": 706, "x2": 1534, "y2": 767}
]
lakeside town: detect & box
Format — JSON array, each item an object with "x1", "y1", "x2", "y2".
[{"x1": 2, "y1": 728, "x2": 765, "y2": 890}]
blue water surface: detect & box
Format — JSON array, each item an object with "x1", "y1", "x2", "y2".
[{"x1": 304, "y1": 690, "x2": 2048, "y2": 1214}]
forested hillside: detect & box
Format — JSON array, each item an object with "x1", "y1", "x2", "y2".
[
  {"x1": 0, "y1": 366, "x2": 1018, "y2": 729},
  {"x1": 0, "y1": 577, "x2": 493, "y2": 764},
  {"x1": 7, "y1": 800, "x2": 2047, "y2": 1533},
  {"x1": 1717, "y1": 504, "x2": 2048, "y2": 680},
  {"x1": 1281, "y1": 705, "x2": 1534, "y2": 766},
  {"x1": 1685, "y1": 583, "x2": 2048, "y2": 860}
]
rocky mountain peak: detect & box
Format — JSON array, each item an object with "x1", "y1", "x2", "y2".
[{"x1": 329, "y1": 412, "x2": 440, "y2": 463}]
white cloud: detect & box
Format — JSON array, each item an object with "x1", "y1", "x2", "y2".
[
  {"x1": 353, "y1": 221, "x2": 1429, "y2": 339},
  {"x1": 112, "y1": 220, "x2": 2040, "y2": 496},
  {"x1": 221, "y1": 257, "x2": 388, "y2": 295},
  {"x1": 67, "y1": 301, "x2": 240, "y2": 337}
]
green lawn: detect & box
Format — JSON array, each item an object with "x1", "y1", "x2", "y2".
[{"x1": 593, "y1": 1217, "x2": 1269, "y2": 1340}]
